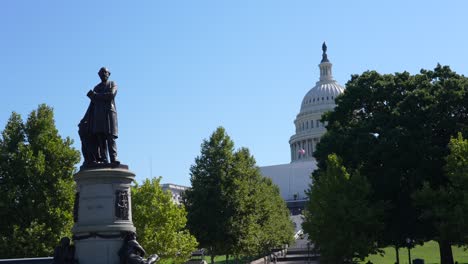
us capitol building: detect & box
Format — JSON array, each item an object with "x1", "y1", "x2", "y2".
[{"x1": 260, "y1": 43, "x2": 345, "y2": 213}]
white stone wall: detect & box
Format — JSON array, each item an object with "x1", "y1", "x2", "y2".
[
  {"x1": 161, "y1": 183, "x2": 189, "y2": 204},
  {"x1": 260, "y1": 160, "x2": 316, "y2": 201}
]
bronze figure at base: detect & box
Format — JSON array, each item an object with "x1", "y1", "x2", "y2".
[
  {"x1": 52, "y1": 237, "x2": 77, "y2": 264},
  {"x1": 119, "y1": 232, "x2": 159, "y2": 264}
]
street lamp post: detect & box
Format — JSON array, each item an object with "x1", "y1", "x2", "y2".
[{"x1": 406, "y1": 238, "x2": 412, "y2": 264}]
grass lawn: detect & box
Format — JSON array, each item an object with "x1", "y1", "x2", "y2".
[
  {"x1": 205, "y1": 242, "x2": 468, "y2": 264},
  {"x1": 213, "y1": 255, "x2": 258, "y2": 264},
  {"x1": 360, "y1": 241, "x2": 468, "y2": 264}
]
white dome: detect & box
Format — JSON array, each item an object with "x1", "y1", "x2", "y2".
[{"x1": 300, "y1": 80, "x2": 344, "y2": 113}]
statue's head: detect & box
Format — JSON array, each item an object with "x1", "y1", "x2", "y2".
[
  {"x1": 124, "y1": 231, "x2": 137, "y2": 242},
  {"x1": 60, "y1": 237, "x2": 70, "y2": 247},
  {"x1": 98, "y1": 67, "x2": 111, "y2": 82}
]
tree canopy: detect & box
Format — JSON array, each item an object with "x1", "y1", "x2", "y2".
[
  {"x1": 303, "y1": 154, "x2": 384, "y2": 264},
  {"x1": 131, "y1": 177, "x2": 198, "y2": 264},
  {"x1": 0, "y1": 104, "x2": 80, "y2": 258},
  {"x1": 311, "y1": 65, "x2": 468, "y2": 264},
  {"x1": 183, "y1": 127, "x2": 236, "y2": 262},
  {"x1": 227, "y1": 147, "x2": 294, "y2": 258},
  {"x1": 413, "y1": 133, "x2": 468, "y2": 264},
  {"x1": 183, "y1": 127, "x2": 293, "y2": 263}
]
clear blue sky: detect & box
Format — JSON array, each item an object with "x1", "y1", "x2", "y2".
[{"x1": 1, "y1": 0, "x2": 467, "y2": 186}]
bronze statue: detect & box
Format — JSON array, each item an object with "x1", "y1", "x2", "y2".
[
  {"x1": 52, "y1": 237, "x2": 77, "y2": 264},
  {"x1": 119, "y1": 232, "x2": 159, "y2": 264},
  {"x1": 79, "y1": 67, "x2": 120, "y2": 166},
  {"x1": 78, "y1": 104, "x2": 97, "y2": 165},
  {"x1": 321, "y1": 41, "x2": 329, "y2": 63}
]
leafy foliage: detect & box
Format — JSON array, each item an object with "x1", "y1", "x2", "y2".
[
  {"x1": 413, "y1": 133, "x2": 468, "y2": 264},
  {"x1": 131, "y1": 177, "x2": 198, "y2": 264},
  {"x1": 253, "y1": 177, "x2": 294, "y2": 256},
  {"x1": 312, "y1": 65, "x2": 468, "y2": 263},
  {"x1": 184, "y1": 127, "x2": 236, "y2": 262},
  {"x1": 227, "y1": 148, "x2": 294, "y2": 258},
  {"x1": 0, "y1": 104, "x2": 80, "y2": 258},
  {"x1": 184, "y1": 127, "x2": 293, "y2": 263},
  {"x1": 303, "y1": 154, "x2": 384, "y2": 264}
]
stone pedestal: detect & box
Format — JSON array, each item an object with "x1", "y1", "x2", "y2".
[{"x1": 72, "y1": 166, "x2": 135, "y2": 264}]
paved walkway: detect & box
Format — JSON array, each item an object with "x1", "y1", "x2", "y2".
[
  {"x1": 277, "y1": 261, "x2": 319, "y2": 264},
  {"x1": 275, "y1": 234, "x2": 319, "y2": 264}
]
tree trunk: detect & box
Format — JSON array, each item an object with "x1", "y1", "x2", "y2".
[
  {"x1": 210, "y1": 255, "x2": 215, "y2": 264},
  {"x1": 226, "y1": 254, "x2": 229, "y2": 263},
  {"x1": 439, "y1": 240, "x2": 454, "y2": 264},
  {"x1": 395, "y1": 246, "x2": 399, "y2": 264}
]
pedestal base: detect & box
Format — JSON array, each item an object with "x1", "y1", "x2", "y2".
[
  {"x1": 72, "y1": 166, "x2": 135, "y2": 264},
  {"x1": 75, "y1": 236, "x2": 123, "y2": 264}
]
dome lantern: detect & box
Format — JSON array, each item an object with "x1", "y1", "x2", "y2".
[{"x1": 319, "y1": 42, "x2": 333, "y2": 82}]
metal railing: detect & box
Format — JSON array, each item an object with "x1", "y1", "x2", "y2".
[{"x1": 0, "y1": 257, "x2": 52, "y2": 264}]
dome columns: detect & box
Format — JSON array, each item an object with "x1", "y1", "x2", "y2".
[
  {"x1": 290, "y1": 137, "x2": 321, "y2": 162},
  {"x1": 319, "y1": 62, "x2": 333, "y2": 82}
]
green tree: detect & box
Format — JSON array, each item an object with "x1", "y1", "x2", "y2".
[
  {"x1": 254, "y1": 177, "x2": 294, "y2": 258},
  {"x1": 303, "y1": 154, "x2": 383, "y2": 264},
  {"x1": 131, "y1": 177, "x2": 198, "y2": 264},
  {"x1": 313, "y1": 65, "x2": 468, "y2": 263},
  {"x1": 413, "y1": 133, "x2": 468, "y2": 264},
  {"x1": 228, "y1": 148, "x2": 293, "y2": 259},
  {"x1": 184, "y1": 127, "x2": 294, "y2": 263},
  {"x1": 0, "y1": 104, "x2": 80, "y2": 258},
  {"x1": 183, "y1": 127, "x2": 236, "y2": 263}
]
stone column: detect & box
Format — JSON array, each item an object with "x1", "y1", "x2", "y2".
[
  {"x1": 303, "y1": 140, "x2": 307, "y2": 159},
  {"x1": 72, "y1": 166, "x2": 136, "y2": 264},
  {"x1": 290, "y1": 145, "x2": 294, "y2": 162},
  {"x1": 294, "y1": 143, "x2": 297, "y2": 161}
]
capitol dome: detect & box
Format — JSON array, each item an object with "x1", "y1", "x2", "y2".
[
  {"x1": 300, "y1": 80, "x2": 344, "y2": 112},
  {"x1": 289, "y1": 42, "x2": 345, "y2": 162}
]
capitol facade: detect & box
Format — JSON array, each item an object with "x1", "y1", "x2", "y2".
[{"x1": 260, "y1": 43, "x2": 345, "y2": 212}]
